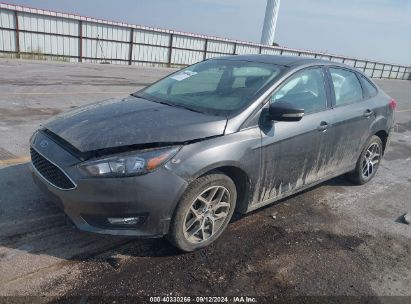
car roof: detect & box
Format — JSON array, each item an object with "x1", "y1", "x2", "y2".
[{"x1": 213, "y1": 54, "x2": 344, "y2": 68}]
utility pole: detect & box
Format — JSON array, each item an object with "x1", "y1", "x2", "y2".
[{"x1": 260, "y1": 0, "x2": 281, "y2": 45}]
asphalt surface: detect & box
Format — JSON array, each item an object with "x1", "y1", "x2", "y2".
[{"x1": 0, "y1": 59, "x2": 410, "y2": 300}]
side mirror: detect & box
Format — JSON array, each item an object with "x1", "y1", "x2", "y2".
[{"x1": 268, "y1": 101, "x2": 304, "y2": 122}]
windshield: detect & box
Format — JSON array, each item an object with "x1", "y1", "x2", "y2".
[{"x1": 135, "y1": 59, "x2": 283, "y2": 116}]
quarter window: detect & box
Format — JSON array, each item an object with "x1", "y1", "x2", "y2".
[
  {"x1": 271, "y1": 68, "x2": 327, "y2": 114},
  {"x1": 329, "y1": 68, "x2": 363, "y2": 106},
  {"x1": 359, "y1": 75, "x2": 378, "y2": 97}
]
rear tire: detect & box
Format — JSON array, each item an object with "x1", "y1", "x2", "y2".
[
  {"x1": 348, "y1": 135, "x2": 383, "y2": 185},
  {"x1": 167, "y1": 172, "x2": 237, "y2": 252}
]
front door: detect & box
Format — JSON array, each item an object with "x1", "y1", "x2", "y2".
[{"x1": 257, "y1": 67, "x2": 334, "y2": 204}]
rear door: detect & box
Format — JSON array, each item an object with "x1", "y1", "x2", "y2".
[{"x1": 324, "y1": 67, "x2": 377, "y2": 173}]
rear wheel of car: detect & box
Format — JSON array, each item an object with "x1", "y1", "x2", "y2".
[
  {"x1": 348, "y1": 135, "x2": 383, "y2": 185},
  {"x1": 167, "y1": 172, "x2": 237, "y2": 252}
]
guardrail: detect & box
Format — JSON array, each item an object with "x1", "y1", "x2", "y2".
[{"x1": 0, "y1": 3, "x2": 410, "y2": 80}]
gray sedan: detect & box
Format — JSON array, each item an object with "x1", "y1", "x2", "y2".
[{"x1": 30, "y1": 55, "x2": 396, "y2": 251}]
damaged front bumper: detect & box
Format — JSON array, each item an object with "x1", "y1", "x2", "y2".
[{"x1": 30, "y1": 131, "x2": 188, "y2": 237}]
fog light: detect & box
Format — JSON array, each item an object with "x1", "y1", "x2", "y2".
[{"x1": 107, "y1": 217, "x2": 142, "y2": 225}]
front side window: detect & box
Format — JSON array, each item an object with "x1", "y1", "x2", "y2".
[
  {"x1": 137, "y1": 59, "x2": 283, "y2": 116},
  {"x1": 271, "y1": 68, "x2": 327, "y2": 114},
  {"x1": 329, "y1": 68, "x2": 364, "y2": 106}
]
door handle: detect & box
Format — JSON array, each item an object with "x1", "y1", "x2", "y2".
[
  {"x1": 363, "y1": 109, "x2": 374, "y2": 118},
  {"x1": 318, "y1": 121, "x2": 328, "y2": 132}
]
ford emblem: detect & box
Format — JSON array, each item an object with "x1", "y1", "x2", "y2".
[{"x1": 40, "y1": 140, "x2": 49, "y2": 148}]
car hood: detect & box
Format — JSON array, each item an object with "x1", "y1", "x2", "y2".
[{"x1": 43, "y1": 96, "x2": 227, "y2": 153}]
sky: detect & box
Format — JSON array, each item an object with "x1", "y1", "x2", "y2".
[{"x1": 6, "y1": 0, "x2": 411, "y2": 65}]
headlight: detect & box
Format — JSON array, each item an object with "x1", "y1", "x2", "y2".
[{"x1": 79, "y1": 146, "x2": 181, "y2": 177}]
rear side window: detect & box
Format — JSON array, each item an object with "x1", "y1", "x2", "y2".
[
  {"x1": 359, "y1": 75, "x2": 378, "y2": 97},
  {"x1": 329, "y1": 68, "x2": 363, "y2": 106}
]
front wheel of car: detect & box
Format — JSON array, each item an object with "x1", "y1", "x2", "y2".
[
  {"x1": 168, "y1": 172, "x2": 237, "y2": 252},
  {"x1": 348, "y1": 135, "x2": 383, "y2": 185}
]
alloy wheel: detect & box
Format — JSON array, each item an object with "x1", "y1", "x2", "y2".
[
  {"x1": 361, "y1": 142, "x2": 381, "y2": 179},
  {"x1": 183, "y1": 186, "x2": 231, "y2": 244}
]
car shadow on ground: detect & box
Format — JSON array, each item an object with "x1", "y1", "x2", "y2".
[
  {"x1": 1, "y1": 163, "x2": 380, "y2": 297},
  {"x1": 231, "y1": 174, "x2": 357, "y2": 223},
  {"x1": 1, "y1": 162, "x2": 360, "y2": 261},
  {"x1": 0, "y1": 163, "x2": 182, "y2": 260}
]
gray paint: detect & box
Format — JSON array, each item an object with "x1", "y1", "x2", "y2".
[
  {"x1": 30, "y1": 55, "x2": 395, "y2": 237},
  {"x1": 44, "y1": 96, "x2": 227, "y2": 152}
]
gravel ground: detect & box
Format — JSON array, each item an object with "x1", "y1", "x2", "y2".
[{"x1": 0, "y1": 59, "x2": 410, "y2": 301}]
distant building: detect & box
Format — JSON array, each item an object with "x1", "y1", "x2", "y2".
[{"x1": 260, "y1": 0, "x2": 281, "y2": 45}]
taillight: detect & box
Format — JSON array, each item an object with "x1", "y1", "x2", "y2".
[{"x1": 389, "y1": 99, "x2": 397, "y2": 110}]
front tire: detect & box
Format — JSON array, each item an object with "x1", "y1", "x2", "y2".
[
  {"x1": 348, "y1": 135, "x2": 383, "y2": 185},
  {"x1": 168, "y1": 172, "x2": 237, "y2": 252}
]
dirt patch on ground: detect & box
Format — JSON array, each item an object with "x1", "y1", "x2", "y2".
[
  {"x1": 45, "y1": 191, "x2": 379, "y2": 297},
  {"x1": 384, "y1": 141, "x2": 411, "y2": 161},
  {"x1": 0, "y1": 107, "x2": 61, "y2": 125},
  {"x1": 393, "y1": 121, "x2": 411, "y2": 133}
]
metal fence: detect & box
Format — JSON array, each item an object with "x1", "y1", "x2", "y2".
[{"x1": 1, "y1": 3, "x2": 410, "y2": 80}]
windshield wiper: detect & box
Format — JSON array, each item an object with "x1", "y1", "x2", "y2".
[
  {"x1": 168, "y1": 103, "x2": 205, "y2": 114},
  {"x1": 132, "y1": 92, "x2": 173, "y2": 106},
  {"x1": 132, "y1": 92, "x2": 205, "y2": 114}
]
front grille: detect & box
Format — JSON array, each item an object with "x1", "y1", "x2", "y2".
[{"x1": 30, "y1": 147, "x2": 76, "y2": 190}]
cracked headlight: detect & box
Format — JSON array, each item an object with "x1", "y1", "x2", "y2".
[{"x1": 79, "y1": 147, "x2": 181, "y2": 177}]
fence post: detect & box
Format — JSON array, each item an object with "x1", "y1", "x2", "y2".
[
  {"x1": 233, "y1": 42, "x2": 237, "y2": 55},
  {"x1": 404, "y1": 68, "x2": 410, "y2": 80},
  {"x1": 259, "y1": 46, "x2": 262, "y2": 54},
  {"x1": 128, "y1": 28, "x2": 134, "y2": 65},
  {"x1": 78, "y1": 20, "x2": 83, "y2": 62},
  {"x1": 381, "y1": 64, "x2": 385, "y2": 79},
  {"x1": 388, "y1": 65, "x2": 394, "y2": 79},
  {"x1": 371, "y1": 62, "x2": 376, "y2": 78},
  {"x1": 168, "y1": 34, "x2": 173, "y2": 67},
  {"x1": 14, "y1": 10, "x2": 20, "y2": 59},
  {"x1": 203, "y1": 38, "x2": 208, "y2": 60}
]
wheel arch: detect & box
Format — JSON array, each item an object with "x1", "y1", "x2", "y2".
[
  {"x1": 374, "y1": 130, "x2": 389, "y2": 154},
  {"x1": 369, "y1": 114, "x2": 390, "y2": 154},
  {"x1": 193, "y1": 163, "x2": 253, "y2": 214}
]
